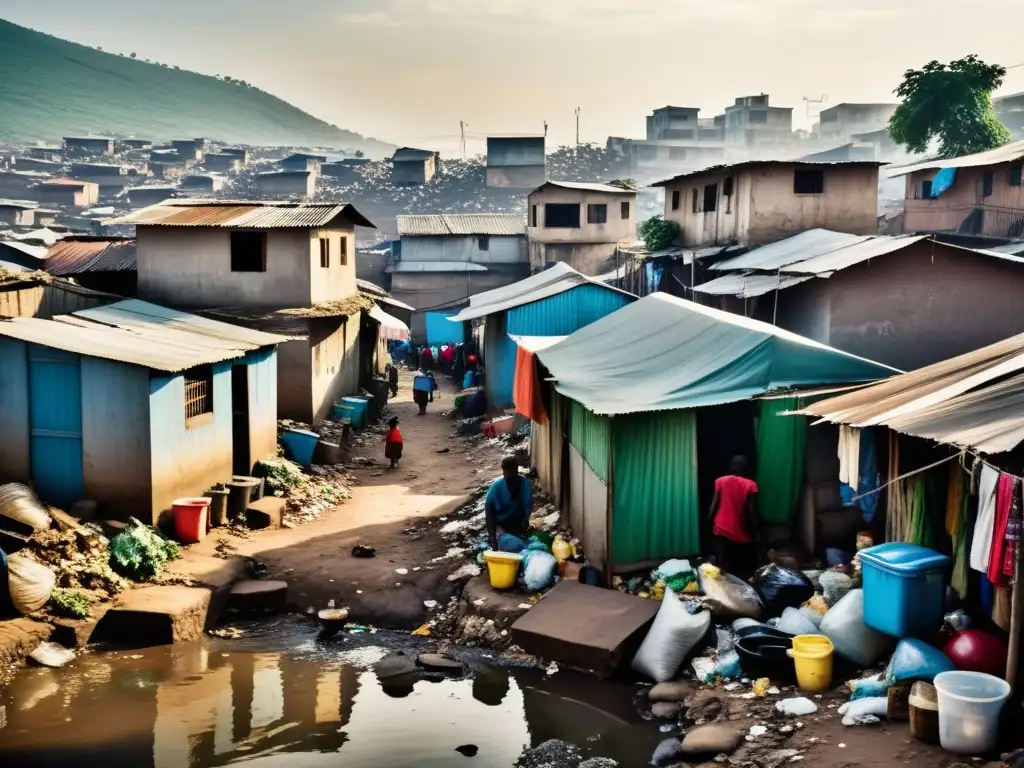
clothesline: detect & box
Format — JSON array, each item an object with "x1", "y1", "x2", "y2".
[{"x1": 847, "y1": 450, "x2": 967, "y2": 503}]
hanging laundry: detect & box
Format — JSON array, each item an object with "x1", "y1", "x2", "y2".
[
  {"x1": 969, "y1": 464, "x2": 999, "y2": 573},
  {"x1": 841, "y1": 429, "x2": 880, "y2": 520},
  {"x1": 992, "y1": 584, "x2": 1012, "y2": 632},
  {"x1": 838, "y1": 425, "x2": 861, "y2": 490},
  {"x1": 986, "y1": 474, "x2": 1017, "y2": 584},
  {"x1": 1001, "y1": 480, "x2": 1021, "y2": 579},
  {"x1": 929, "y1": 167, "x2": 957, "y2": 198},
  {"x1": 946, "y1": 466, "x2": 968, "y2": 600},
  {"x1": 907, "y1": 476, "x2": 934, "y2": 549}
]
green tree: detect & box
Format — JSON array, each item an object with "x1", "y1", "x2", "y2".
[
  {"x1": 889, "y1": 55, "x2": 1010, "y2": 158},
  {"x1": 638, "y1": 216, "x2": 680, "y2": 251}
]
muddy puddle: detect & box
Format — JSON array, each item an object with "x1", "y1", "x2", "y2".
[{"x1": 0, "y1": 617, "x2": 662, "y2": 767}]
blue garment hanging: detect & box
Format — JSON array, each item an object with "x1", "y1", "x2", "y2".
[
  {"x1": 840, "y1": 429, "x2": 880, "y2": 521},
  {"x1": 930, "y1": 168, "x2": 957, "y2": 198}
]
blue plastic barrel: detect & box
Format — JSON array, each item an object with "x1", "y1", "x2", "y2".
[
  {"x1": 860, "y1": 542, "x2": 950, "y2": 637},
  {"x1": 341, "y1": 397, "x2": 367, "y2": 429},
  {"x1": 280, "y1": 428, "x2": 319, "y2": 466}
]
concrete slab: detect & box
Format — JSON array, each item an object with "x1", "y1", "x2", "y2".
[
  {"x1": 246, "y1": 497, "x2": 286, "y2": 530},
  {"x1": 458, "y1": 574, "x2": 532, "y2": 630},
  {"x1": 228, "y1": 580, "x2": 288, "y2": 613},
  {"x1": 93, "y1": 585, "x2": 211, "y2": 647},
  {"x1": 50, "y1": 612, "x2": 107, "y2": 649},
  {"x1": 0, "y1": 618, "x2": 51, "y2": 668}
]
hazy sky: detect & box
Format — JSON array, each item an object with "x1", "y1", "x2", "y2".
[{"x1": 3, "y1": 0, "x2": 1024, "y2": 154}]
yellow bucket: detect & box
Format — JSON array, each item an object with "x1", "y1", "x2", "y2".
[
  {"x1": 787, "y1": 634, "x2": 834, "y2": 692},
  {"x1": 484, "y1": 551, "x2": 522, "y2": 590}
]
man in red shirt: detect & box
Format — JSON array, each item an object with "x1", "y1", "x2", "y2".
[{"x1": 708, "y1": 455, "x2": 758, "y2": 580}]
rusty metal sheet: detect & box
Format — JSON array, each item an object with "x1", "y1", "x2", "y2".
[
  {"x1": 511, "y1": 581, "x2": 659, "y2": 676},
  {"x1": 44, "y1": 239, "x2": 136, "y2": 275},
  {"x1": 104, "y1": 200, "x2": 375, "y2": 229}
]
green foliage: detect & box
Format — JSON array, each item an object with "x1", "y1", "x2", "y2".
[
  {"x1": 889, "y1": 55, "x2": 1011, "y2": 158},
  {"x1": 638, "y1": 216, "x2": 680, "y2": 251},
  {"x1": 109, "y1": 518, "x2": 181, "y2": 581},
  {"x1": 49, "y1": 587, "x2": 91, "y2": 619},
  {"x1": 0, "y1": 19, "x2": 392, "y2": 152},
  {"x1": 257, "y1": 456, "x2": 306, "y2": 496}
]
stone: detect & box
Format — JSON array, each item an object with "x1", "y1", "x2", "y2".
[
  {"x1": 649, "y1": 680, "x2": 696, "y2": 702},
  {"x1": 374, "y1": 653, "x2": 419, "y2": 680},
  {"x1": 94, "y1": 585, "x2": 211, "y2": 646},
  {"x1": 417, "y1": 653, "x2": 464, "y2": 673},
  {"x1": 651, "y1": 701, "x2": 682, "y2": 719},
  {"x1": 684, "y1": 691, "x2": 729, "y2": 722},
  {"x1": 455, "y1": 744, "x2": 479, "y2": 757},
  {"x1": 29, "y1": 641, "x2": 75, "y2": 668},
  {"x1": 651, "y1": 737, "x2": 686, "y2": 767},
  {"x1": 579, "y1": 760, "x2": 619, "y2": 768},
  {"x1": 679, "y1": 724, "x2": 744, "y2": 757},
  {"x1": 515, "y1": 739, "x2": 582, "y2": 768},
  {"x1": 246, "y1": 496, "x2": 286, "y2": 530},
  {"x1": 228, "y1": 580, "x2": 288, "y2": 612}
]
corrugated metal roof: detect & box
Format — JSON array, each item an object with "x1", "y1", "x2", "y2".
[
  {"x1": 40, "y1": 178, "x2": 93, "y2": 188},
  {"x1": 0, "y1": 241, "x2": 47, "y2": 261},
  {"x1": 357, "y1": 279, "x2": 416, "y2": 312},
  {"x1": 798, "y1": 332, "x2": 1024, "y2": 454},
  {"x1": 985, "y1": 242, "x2": 1024, "y2": 256},
  {"x1": 44, "y1": 239, "x2": 137, "y2": 276},
  {"x1": 104, "y1": 200, "x2": 375, "y2": 229},
  {"x1": 692, "y1": 273, "x2": 813, "y2": 298},
  {"x1": 532, "y1": 180, "x2": 637, "y2": 195},
  {"x1": 258, "y1": 170, "x2": 311, "y2": 179},
  {"x1": 387, "y1": 261, "x2": 489, "y2": 273},
  {"x1": 396, "y1": 213, "x2": 526, "y2": 237},
  {"x1": 448, "y1": 262, "x2": 635, "y2": 322},
  {"x1": 781, "y1": 235, "x2": 929, "y2": 275},
  {"x1": 651, "y1": 160, "x2": 885, "y2": 187},
  {"x1": 884, "y1": 139, "x2": 1024, "y2": 178},
  {"x1": 710, "y1": 229, "x2": 869, "y2": 272},
  {"x1": 0, "y1": 299, "x2": 285, "y2": 372}
]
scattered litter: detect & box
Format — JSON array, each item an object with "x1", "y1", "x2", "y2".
[
  {"x1": 448, "y1": 563, "x2": 482, "y2": 581},
  {"x1": 768, "y1": 686, "x2": 780, "y2": 695},
  {"x1": 517, "y1": 603, "x2": 532, "y2": 610},
  {"x1": 838, "y1": 743, "x2": 846, "y2": 749},
  {"x1": 723, "y1": 682, "x2": 742, "y2": 691},
  {"x1": 752, "y1": 678, "x2": 770, "y2": 697},
  {"x1": 423, "y1": 600, "x2": 438, "y2": 609},
  {"x1": 412, "y1": 625, "x2": 431, "y2": 637},
  {"x1": 209, "y1": 627, "x2": 246, "y2": 639},
  {"x1": 747, "y1": 725, "x2": 768, "y2": 740},
  {"x1": 546, "y1": 661, "x2": 559, "y2": 676},
  {"x1": 775, "y1": 697, "x2": 818, "y2": 716},
  {"x1": 351, "y1": 545, "x2": 375, "y2": 558},
  {"x1": 395, "y1": 568, "x2": 409, "y2": 575}
]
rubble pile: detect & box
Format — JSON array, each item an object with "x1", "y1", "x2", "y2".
[{"x1": 28, "y1": 524, "x2": 126, "y2": 599}]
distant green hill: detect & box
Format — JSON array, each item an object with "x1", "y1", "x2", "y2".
[{"x1": 0, "y1": 19, "x2": 393, "y2": 156}]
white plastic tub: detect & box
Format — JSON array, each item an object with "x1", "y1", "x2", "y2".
[{"x1": 933, "y1": 670, "x2": 1011, "y2": 754}]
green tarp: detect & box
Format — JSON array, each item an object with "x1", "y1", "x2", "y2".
[
  {"x1": 569, "y1": 399, "x2": 611, "y2": 482},
  {"x1": 611, "y1": 409, "x2": 700, "y2": 565},
  {"x1": 535, "y1": 293, "x2": 898, "y2": 416},
  {"x1": 756, "y1": 397, "x2": 807, "y2": 524}
]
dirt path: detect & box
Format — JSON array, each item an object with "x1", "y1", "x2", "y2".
[{"x1": 176, "y1": 369, "x2": 507, "y2": 628}]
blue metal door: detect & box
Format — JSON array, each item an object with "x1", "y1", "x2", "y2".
[{"x1": 28, "y1": 345, "x2": 84, "y2": 507}]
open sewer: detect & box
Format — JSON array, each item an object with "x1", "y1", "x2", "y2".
[{"x1": 0, "y1": 617, "x2": 663, "y2": 767}]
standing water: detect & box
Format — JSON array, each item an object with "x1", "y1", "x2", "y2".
[{"x1": 0, "y1": 618, "x2": 662, "y2": 767}]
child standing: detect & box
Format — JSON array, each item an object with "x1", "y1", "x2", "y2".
[
  {"x1": 708, "y1": 455, "x2": 758, "y2": 580},
  {"x1": 384, "y1": 416, "x2": 403, "y2": 468}
]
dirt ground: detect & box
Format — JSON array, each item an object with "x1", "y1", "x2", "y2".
[{"x1": 178, "y1": 369, "x2": 508, "y2": 629}]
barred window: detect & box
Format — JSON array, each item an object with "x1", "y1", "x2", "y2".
[{"x1": 184, "y1": 365, "x2": 213, "y2": 421}]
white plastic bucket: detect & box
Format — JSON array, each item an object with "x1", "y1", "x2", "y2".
[{"x1": 933, "y1": 670, "x2": 1010, "y2": 754}]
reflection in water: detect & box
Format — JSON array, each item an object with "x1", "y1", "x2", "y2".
[{"x1": 0, "y1": 625, "x2": 659, "y2": 768}]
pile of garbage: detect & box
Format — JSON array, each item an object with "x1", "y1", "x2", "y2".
[{"x1": 256, "y1": 454, "x2": 353, "y2": 525}]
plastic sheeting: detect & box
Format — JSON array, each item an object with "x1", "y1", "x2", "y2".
[
  {"x1": 611, "y1": 408, "x2": 700, "y2": 566},
  {"x1": 535, "y1": 293, "x2": 896, "y2": 416},
  {"x1": 756, "y1": 397, "x2": 807, "y2": 524},
  {"x1": 425, "y1": 311, "x2": 464, "y2": 346},
  {"x1": 569, "y1": 399, "x2": 611, "y2": 482},
  {"x1": 513, "y1": 344, "x2": 546, "y2": 424}
]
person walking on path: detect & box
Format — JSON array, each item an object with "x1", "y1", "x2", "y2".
[
  {"x1": 384, "y1": 416, "x2": 403, "y2": 468},
  {"x1": 708, "y1": 455, "x2": 759, "y2": 580},
  {"x1": 388, "y1": 364, "x2": 399, "y2": 398},
  {"x1": 485, "y1": 456, "x2": 533, "y2": 553}
]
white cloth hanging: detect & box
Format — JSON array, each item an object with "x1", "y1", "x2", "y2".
[
  {"x1": 838, "y1": 426, "x2": 861, "y2": 491},
  {"x1": 969, "y1": 463, "x2": 999, "y2": 573}
]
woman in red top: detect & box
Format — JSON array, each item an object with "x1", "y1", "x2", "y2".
[
  {"x1": 708, "y1": 455, "x2": 758, "y2": 580},
  {"x1": 384, "y1": 417, "x2": 403, "y2": 468}
]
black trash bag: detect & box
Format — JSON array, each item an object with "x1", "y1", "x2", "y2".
[{"x1": 751, "y1": 563, "x2": 815, "y2": 618}]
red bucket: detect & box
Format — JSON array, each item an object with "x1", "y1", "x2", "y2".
[{"x1": 172, "y1": 497, "x2": 211, "y2": 544}]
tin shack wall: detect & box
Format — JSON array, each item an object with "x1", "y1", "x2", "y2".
[
  {"x1": 245, "y1": 347, "x2": 279, "y2": 468},
  {"x1": 149, "y1": 361, "x2": 234, "y2": 523},
  {"x1": 0, "y1": 338, "x2": 31, "y2": 483}
]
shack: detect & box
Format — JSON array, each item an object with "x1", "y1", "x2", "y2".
[
  {"x1": 181, "y1": 174, "x2": 228, "y2": 194},
  {"x1": 257, "y1": 171, "x2": 314, "y2": 199},
  {"x1": 203, "y1": 154, "x2": 242, "y2": 173},
  {"x1": 447, "y1": 262, "x2": 635, "y2": 409},
  {"x1": 486, "y1": 136, "x2": 546, "y2": 188},
  {"x1": 44, "y1": 237, "x2": 138, "y2": 296},
  {"x1": 37, "y1": 178, "x2": 100, "y2": 207},
  {"x1": 0, "y1": 200, "x2": 37, "y2": 227},
  {"x1": 0, "y1": 299, "x2": 284, "y2": 522},
  {"x1": 64, "y1": 136, "x2": 115, "y2": 156},
  {"x1": 524, "y1": 293, "x2": 896, "y2": 574},
  {"x1": 0, "y1": 241, "x2": 47, "y2": 271},
  {"x1": 391, "y1": 148, "x2": 439, "y2": 185},
  {"x1": 126, "y1": 186, "x2": 181, "y2": 208}
]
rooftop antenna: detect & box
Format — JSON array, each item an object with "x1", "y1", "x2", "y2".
[
  {"x1": 544, "y1": 121, "x2": 548, "y2": 138},
  {"x1": 575, "y1": 107, "x2": 581, "y2": 146},
  {"x1": 460, "y1": 121, "x2": 467, "y2": 160},
  {"x1": 803, "y1": 94, "x2": 828, "y2": 121}
]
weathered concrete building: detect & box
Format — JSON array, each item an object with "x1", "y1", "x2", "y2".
[
  {"x1": 279, "y1": 153, "x2": 327, "y2": 173},
  {"x1": 526, "y1": 181, "x2": 638, "y2": 275},
  {"x1": 121, "y1": 138, "x2": 153, "y2": 150},
  {"x1": 36, "y1": 178, "x2": 101, "y2": 207},
  {"x1": 608, "y1": 106, "x2": 726, "y2": 180},
  {"x1": 655, "y1": 160, "x2": 881, "y2": 247},
  {"x1": 486, "y1": 137, "x2": 545, "y2": 188},
  {"x1": 0, "y1": 200, "x2": 36, "y2": 227},
  {"x1": 64, "y1": 136, "x2": 115, "y2": 156},
  {"x1": 894, "y1": 140, "x2": 1024, "y2": 240},
  {"x1": 391, "y1": 147, "x2": 438, "y2": 185},
  {"x1": 257, "y1": 171, "x2": 315, "y2": 199},
  {"x1": 817, "y1": 103, "x2": 897, "y2": 144},
  {"x1": 322, "y1": 158, "x2": 371, "y2": 181},
  {"x1": 106, "y1": 200, "x2": 377, "y2": 424},
  {"x1": 44, "y1": 236, "x2": 138, "y2": 296},
  {"x1": 723, "y1": 95, "x2": 793, "y2": 155},
  {"x1": 14, "y1": 157, "x2": 63, "y2": 173},
  {"x1": 0, "y1": 298, "x2": 282, "y2": 523},
  {"x1": 221, "y1": 147, "x2": 251, "y2": 166},
  {"x1": 390, "y1": 213, "x2": 529, "y2": 339},
  {"x1": 126, "y1": 186, "x2": 181, "y2": 208},
  {"x1": 203, "y1": 153, "x2": 243, "y2": 173},
  {"x1": 693, "y1": 229, "x2": 1024, "y2": 370},
  {"x1": 181, "y1": 174, "x2": 228, "y2": 194},
  {"x1": 27, "y1": 146, "x2": 63, "y2": 162},
  {"x1": 171, "y1": 139, "x2": 208, "y2": 162}
]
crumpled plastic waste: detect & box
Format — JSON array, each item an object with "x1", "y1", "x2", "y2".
[
  {"x1": 944, "y1": 609, "x2": 971, "y2": 632},
  {"x1": 838, "y1": 697, "x2": 887, "y2": 725},
  {"x1": 885, "y1": 638, "x2": 955, "y2": 684},
  {"x1": 847, "y1": 675, "x2": 892, "y2": 700},
  {"x1": 752, "y1": 678, "x2": 771, "y2": 697},
  {"x1": 412, "y1": 625, "x2": 431, "y2": 637},
  {"x1": 691, "y1": 650, "x2": 741, "y2": 683},
  {"x1": 776, "y1": 697, "x2": 818, "y2": 716}
]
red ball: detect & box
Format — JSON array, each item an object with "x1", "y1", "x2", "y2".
[{"x1": 943, "y1": 629, "x2": 1009, "y2": 676}]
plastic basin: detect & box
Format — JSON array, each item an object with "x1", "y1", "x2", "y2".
[
  {"x1": 483, "y1": 551, "x2": 522, "y2": 590},
  {"x1": 280, "y1": 428, "x2": 319, "y2": 466},
  {"x1": 787, "y1": 634, "x2": 834, "y2": 693},
  {"x1": 933, "y1": 670, "x2": 1011, "y2": 754},
  {"x1": 340, "y1": 397, "x2": 368, "y2": 429},
  {"x1": 172, "y1": 497, "x2": 211, "y2": 544},
  {"x1": 859, "y1": 542, "x2": 950, "y2": 637}
]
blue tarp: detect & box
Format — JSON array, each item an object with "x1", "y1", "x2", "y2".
[
  {"x1": 425, "y1": 311, "x2": 464, "y2": 346},
  {"x1": 930, "y1": 168, "x2": 956, "y2": 198}
]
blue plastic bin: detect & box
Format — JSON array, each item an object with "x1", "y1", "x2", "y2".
[
  {"x1": 859, "y1": 542, "x2": 950, "y2": 638},
  {"x1": 280, "y1": 428, "x2": 319, "y2": 466},
  {"x1": 340, "y1": 397, "x2": 368, "y2": 429}
]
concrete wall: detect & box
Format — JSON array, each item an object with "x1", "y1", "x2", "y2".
[
  {"x1": 664, "y1": 164, "x2": 878, "y2": 247},
  {"x1": 310, "y1": 316, "x2": 360, "y2": 424},
  {"x1": 356, "y1": 248, "x2": 390, "y2": 288},
  {"x1": 149, "y1": 361, "x2": 234, "y2": 523},
  {"x1": 137, "y1": 226, "x2": 356, "y2": 309},
  {"x1": 0, "y1": 208, "x2": 34, "y2": 226},
  {"x1": 400, "y1": 235, "x2": 528, "y2": 266},
  {"x1": 902, "y1": 163, "x2": 1024, "y2": 238},
  {"x1": 775, "y1": 240, "x2": 1024, "y2": 369},
  {"x1": 486, "y1": 166, "x2": 546, "y2": 189},
  {"x1": 245, "y1": 347, "x2": 279, "y2": 468},
  {"x1": 257, "y1": 173, "x2": 314, "y2": 198},
  {"x1": 527, "y1": 187, "x2": 636, "y2": 247},
  {"x1": 81, "y1": 358, "x2": 153, "y2": 521},
  {"x1": 309, "y1": 228, "x2": 358, "y2": 304},
  {"x1": 392, "y1": 158, "x2": 434, "y2": 185},
  {"x1": 0, "y1": 338, "x2": 30, "y2": 484},
  {"x1": 39, "y1": 184, "x2": 99, "y2": 207},
  {"x1": 529, "y1": 241, "x2": 619, "y2": 276},
  {"x1": 277, "y1": 338, "x2": 314, "y2": 422},
  {"x1": 390, "y1": 271, "x2": 514, "y2": 311}
]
